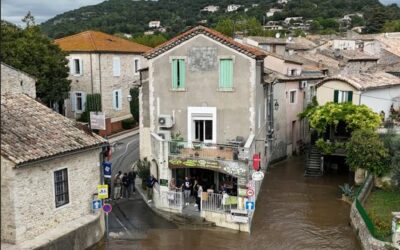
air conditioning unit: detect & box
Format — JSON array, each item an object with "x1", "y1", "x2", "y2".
[
  {"x1": 158, "y1": 115, "x2": 174, "y2": 128},
  {"x1": 299, "y1": 80, "x2": 308, "y2": 89},
  {"x1": 157, "y1": 130, "x2": 171, "y2": 141}
]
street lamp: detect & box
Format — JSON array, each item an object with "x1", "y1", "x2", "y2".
[
  {"x1": 127, "y1": 94, "x2": 132, "y2": 102},
  {"x1": 274, "y1": 99, "x2": 279, "y2": 110}
]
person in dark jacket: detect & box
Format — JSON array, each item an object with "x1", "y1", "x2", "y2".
[
  {"x1": 147, "y1": 175, "x2": 158, "y2": 203},
  {"x1": 121, "y1": 173, "x2": 129, "y2": 198},
  {"x1": 128, "y1": 170, "x2": 136, "y2": 197}
]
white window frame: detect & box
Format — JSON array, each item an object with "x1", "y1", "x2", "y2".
[
  {"x1": 70, "y1": 57, "x2": 83, "y2": 76},
  {"x1": 113, "y1": 56, "x2": 121, "y2": 77},
  {"x1": 187, "y1": 107, "x2": 217, "y2": 144},
  {"x1": 338, "y1": 90, "x2": 350, "y2": 103},
  {"x1": 71, "y1": 91, "x2": 86, "y2": 113},
  {"x1": 112, "y1": 89, "x2": 122, "y2": 111},
  {"x1": 134, "y1": 57, "x2": 140, "y2": 75},
  {"x1": 289, "y1": 90, "x2": 297, "y2": 104}
]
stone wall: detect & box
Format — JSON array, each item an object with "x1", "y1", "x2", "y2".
[
  {"x1": 1, "y1": 157, "x2": 17, "y2": 243},
  {"x1": 1, "y1": 63, "x2": 36, "y2": 98},
  {"x1": 5, "y1": 148, "x2": 102, "y2": 244}
]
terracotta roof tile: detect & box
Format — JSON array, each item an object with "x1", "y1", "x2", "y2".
[
  {"x1": 55, "y1": 31, "x2": 151, "y2": 53},
  {"x1": 145, "y1": 26, "x2": 267, "y2": 59},
  {"x1": 1, "y1": 94, "x2": 105, "y2": 166}
]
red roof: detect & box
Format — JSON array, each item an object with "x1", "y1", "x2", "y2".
[
  {"x1": 55, "y1": 31, "x2": 151, "y2": 54},
  {"x1": 145, "y1": 26, "x2": 266, "y2": 59}
]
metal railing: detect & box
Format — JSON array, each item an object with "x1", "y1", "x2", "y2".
[
  {"x1": 168, "y1": 140, "x2": 243, "y2": 161},
  {"x1": 159, "y1": 190, "x2": 183, "y2": 212},
  {"x1": 201, "y1": 192, "x2": 238, "y2": 213}
]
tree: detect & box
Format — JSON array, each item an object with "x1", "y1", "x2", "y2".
[
  {"x1": 364, "y1": 7, "x2": 387, "y2": 33},
  {"x1": 1, "y1": 17, "x2": 71, "y2": 108},
  {"x1": 129, "y1": 87, "x2": 139, "y2": 123},
  {"x1": 346, "y1": 129, "x2": 389, "y2": 176},
  {"x1": 215, "y1": 18, "x2": 234, "y2": 37},
  {"x1": 131, "y1": 34, "x2": 167, "y2": 48},
  {"x1": 382, "y1": 19, "x2": 400, "y2": 32}
]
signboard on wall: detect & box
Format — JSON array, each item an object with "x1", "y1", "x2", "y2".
[
  {"x1": 90, "y1": 112, "x2": 106, "y2": 130},
  {"x1": 159, "y1": 179, "x2": 168, "y2": 187},
  {"x1": 169, "y1": 158, "x2": 221, "y2": 171}
]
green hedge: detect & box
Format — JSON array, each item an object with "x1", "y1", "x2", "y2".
[{"x1": 122, "y1": 118, "x2": 136, "y2": 129}]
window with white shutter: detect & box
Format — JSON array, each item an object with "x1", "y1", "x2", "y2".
[
  {"x1": 134, "y1": 58, "x2": 140, "y2": 74},
  {"x1": 112, "y1": 89, "x2": 122, "y2": 110},
  {"x1": 70, "y1": 58, "x2": 83, "y2": 76},
  {"x1": 113, "y1": 56, "x2": 121, "y2": 76}
]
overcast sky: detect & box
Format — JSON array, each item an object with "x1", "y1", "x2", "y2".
[{"x1": 2, "y1": 0, "x2": 400, "y2": 26}]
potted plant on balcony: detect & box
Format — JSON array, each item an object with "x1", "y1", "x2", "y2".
[
  {"x1": 192, "y1": 141, "x2": 202, "y2": 157},
  {"x1": 170, "y1": 132, "x2": 184, "y2": 154}
]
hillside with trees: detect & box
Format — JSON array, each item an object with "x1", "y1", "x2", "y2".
[{"x1": 40, "y1": 0, "x2": 400, "y2": 40}]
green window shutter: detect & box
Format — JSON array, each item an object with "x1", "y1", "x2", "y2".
[
  {"x1": 348, "y1": 91, "x2": 353, "y2": 103},
  {"x1": 219, "y1": 59, "x2": 233, "y2": 89},
  {"x1": 333, "y1": 90, "x2": 339, "y2": 103},
  {"x1": 172, "y1": 59, "x2": 178, "y2": 89},
  {"x1": 178, "y1": 59, "x2": 185, "y2": 88}
]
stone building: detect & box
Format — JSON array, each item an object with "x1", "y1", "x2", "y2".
[
  {"x1": 1, "y1": 63, "x2": 36, "y2": 98},
  {"x1": 55, "y1": 31, "x2": 151, "y2": 135},
  {"x1": 1, "y1": 93, "x2": 105, "y2": 249},
  {"x1": 140, "y1": 26, "x2": 268, "y2": 231}
]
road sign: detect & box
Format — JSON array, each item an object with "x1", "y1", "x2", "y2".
[
  {"x1": 103, "y1": 162, "x2": 112, "y2": 178},
  {"x1": 246, "y1": 189, "x2": 255, "y2": 197},
  {"x1": 102, "y1": 203, "x2": 112, "y2": 214},
  {"x1": 92, "y1": 199, "x2": 102, "y2": 212},
  {"x1": 252, "y1": 171, "x2": 265, "y2": 181},
  {"x1": 97, "y1": 184, "x2": 109, "y2": 199},
  {"x1": 246, "y1": 180, "x2": 255, "y2": 189},
  {"x1": 245, "y1": 201, "x2": 255, "y2": 211}
]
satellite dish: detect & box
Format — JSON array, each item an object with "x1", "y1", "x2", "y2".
[{"x1": 275, "y1": 32, "x2": 281, "y2": 38}]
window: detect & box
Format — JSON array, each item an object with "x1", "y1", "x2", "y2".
[
  {"x1": 290, "y1": 90, "x2": 296, "y2": 103},
  {"x1": 112, "y1": 89, "x2": 122, "y2": 110},
  {"x1": 113, "y1": 56, "x2": 121, "y2": 76},
  {"x1": 219, "y1": 59, "x2": 233, "y2": 89},
  {"x1": 71, "y1": 91, "x2": 86, "y2": 113},
  {"x1": 70, "y1": 58, "x2": 82, "y2": 76},
  {"x1": 54, "y1": 168, "x2": 69, "y2": 208},
  {"x1": 172, "y1": 59, "x2": 185, "y2": 89},
  {"x1": 194, "y1": 120, "x2": 213, "y2": 142},
  {"x1": 134, "y1": 58, "x2": 140, "y2": 74},
  {"x1": 334, "y1": 90, "x2": 353, "y2": 103}
]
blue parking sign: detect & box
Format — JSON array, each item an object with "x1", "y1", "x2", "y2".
[
  {"x1": 245, "y1": 201, "x2": 255, "y2": 211},
  {"x1": 92, "y1": 199, "x2": 102, "y2": 212},
  {"x1": 103, "y1": 162, "x2": 112, "y2": 178}
]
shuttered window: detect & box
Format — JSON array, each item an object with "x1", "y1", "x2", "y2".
[
  {"x1": 334, "y1": 90, "x2": 353, "y2": 103},
  {"x1": 172, "y1": 59, "x2": 185, "y2": 89},
  {"x1": 219, "y1": 59, "x2": 233, "y2": 89},
  {"x1": 113, "y1": 56, "x2": 121, "y2": 76},
  {"x1": 112, "y1": 89, "x2": 122, "y2": 110},
  {"x1": 70, "y1": 58, "x2": 83, "y2": 76},
  {"x1": 70, "y1": 91, "x2": 86, "y2": 113}
]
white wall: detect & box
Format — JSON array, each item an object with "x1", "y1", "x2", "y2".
[{"x1": 361, "y1": 86, "x2": 400, "y2": 119}]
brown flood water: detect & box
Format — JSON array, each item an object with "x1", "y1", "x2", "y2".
[{"x1": 97, "y1": 157, "x2": 361, "y2": 250}]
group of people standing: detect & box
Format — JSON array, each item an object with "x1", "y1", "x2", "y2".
[
  {"x1": 113, "y1": 170, "x2": 137, "y2": 200},
  {"x1": 169, "y1": 176, "x2": 203, "y2": 211}
]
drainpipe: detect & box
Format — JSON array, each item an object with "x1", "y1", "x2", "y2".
[
  {"x1": 90, "y1": 53, "x2": 94, "y2": 94},
  {"x1": 98, "y1": 53, "x2": 103, "y2": 110}
]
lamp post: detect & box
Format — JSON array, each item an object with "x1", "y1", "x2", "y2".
[{"x1": 127, "y1": 94, "x2": 132, "y2": 102}]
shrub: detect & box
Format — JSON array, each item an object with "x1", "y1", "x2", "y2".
[{"x1": 121, "y1": 118, "x2": 136, "y2": 129}]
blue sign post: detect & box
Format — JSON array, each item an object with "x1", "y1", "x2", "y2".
[
  {"x1": 103, "y1": 162, "x2": 112, "y2": 178},
  {"x1": 245, "y1": 201, "x2": 255, "y2": 211},
  {"x1": 92, "y1": 199, "x2": 102, "y2": 212}
]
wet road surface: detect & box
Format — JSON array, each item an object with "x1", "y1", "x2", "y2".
[{"x1": 93, "y1": 156, "x2": 361, "y2": 250}]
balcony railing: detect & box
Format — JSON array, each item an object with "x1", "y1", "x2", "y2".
[{"x1": 168, "y1": 141, "x2": 243, "y2": 161}]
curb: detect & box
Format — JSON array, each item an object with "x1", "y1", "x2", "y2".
[{"x1": 108, "y1": 127, "x2": 139, "y2": 139}]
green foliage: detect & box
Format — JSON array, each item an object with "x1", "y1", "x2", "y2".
[
  {"x1": 299, "y1": 96, "x2": 318, "y2": 119},
  {"x1": 129, "y1": 87, "x2": 139, "y2": 123},
  {"x1": 77, "y1": 94, "x2": 102, "y2": 123},
  {"x1": 306, "y1": 102, "x2": 381, "y2": 134},
  {"x1": 315, "y1": 138, "x2": 345, "y2": 154},
  {"x1": 346, "y1": 129, "x2": 389, "y2": 176},
  {"x1": 121, "y1": 118, "x2": 136, "y2": 129},
  {"x1": 382, "y1": 131, "x2": 400, "y2": 188},
  {"x1": 364, "y1": 7, "x2": 387, "y2": 33},
  {"x1": 39, "y1": 0, "x2": 399, "y2": 38},
  {"x1": 136, "y1": 158, "x2": 150, "y2": 180},
  {"x1": 215, "y1": 18, "x2": 235, "y2": 37},
  {"x1": 1, "y1": 19, "x2": 71, "y2": 107},
  {"x1": 339, "y1": 183, "x2": 354, "y2": 198},
  {"x1": 382, "y1": 19, "x2": 400, "y2": 32},
  {"x1": 131, "y1": 34, "x2": 167, "y2": 48}
]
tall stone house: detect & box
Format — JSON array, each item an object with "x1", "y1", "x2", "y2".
[
  {"x1": 1, "y1": 66, "x2": 106, "y2": 249},
  {"x1": 55, "y1": 31, "x2": 151, "y2": 135},
  {"x1": 139, "y1": 26, "x2": 268, "y2": 231}
]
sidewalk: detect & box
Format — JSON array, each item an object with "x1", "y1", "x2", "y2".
[
  {"x1": 134, "y1": 178, "x2": 216, "y2": 228},
  {"x1": 108, "y1": 128, "x2": 139, "y2": 143}
]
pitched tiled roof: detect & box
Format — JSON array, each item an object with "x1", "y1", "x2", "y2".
[
  {"x1": 316, "y1": 72, "x2": 400, "y2": 90},
  {"x1": 144, "y1": 26, "x2": 267, "y2": 59},
  {"x1": 55, "y1": 31, "x2": 151, "y2": 53},
  {"x1": 247, "y1": 36, "x2": 287, "y2": 45},
  {"x1": 1, "y1": 94, "x2": 105, "y2": 166}
]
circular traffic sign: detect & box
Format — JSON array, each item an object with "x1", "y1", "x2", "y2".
[
  {"x1": 252, "y1": 171, "x2": 265, "y2": 181},
  {"x1": 102, "y1": 203, "x2": 112, "y2": 214},
  {"x1": 246, "y1": 189, "x2": 255, "y2": 197}
]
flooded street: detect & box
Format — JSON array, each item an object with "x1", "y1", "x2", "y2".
[{"x1": 94, "y1": 157, "x2": 361, "y2": 250}]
